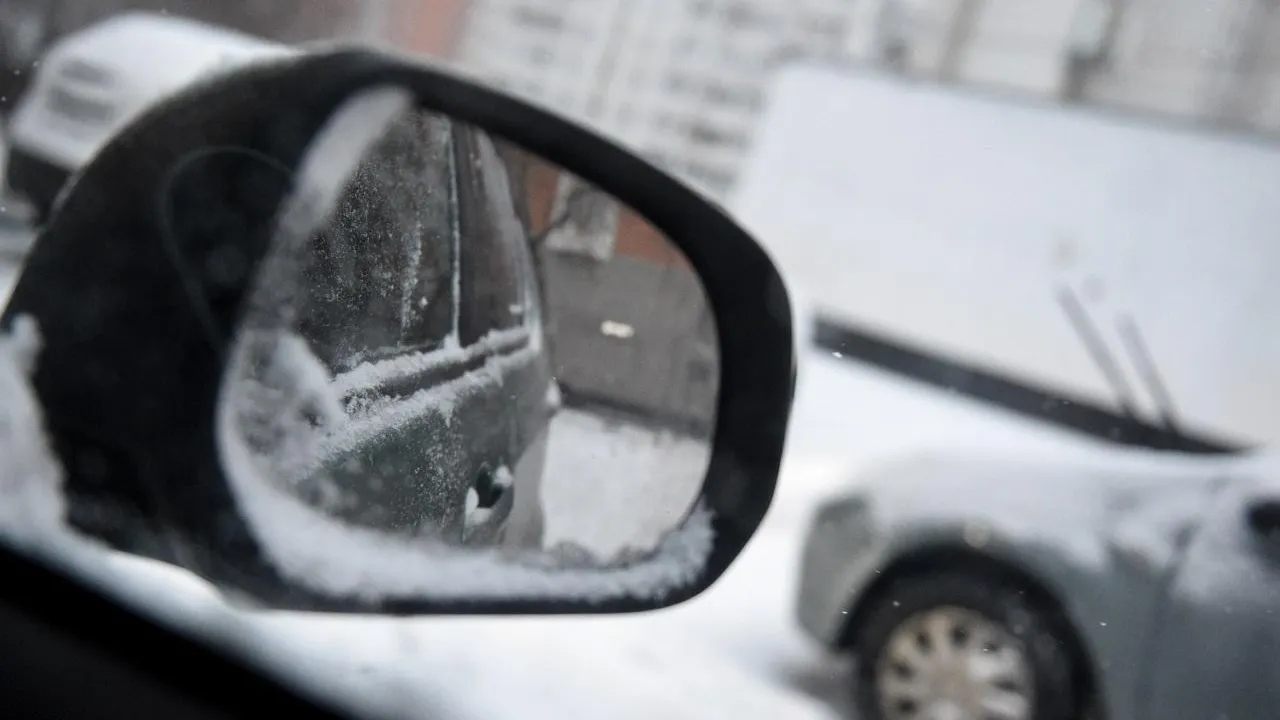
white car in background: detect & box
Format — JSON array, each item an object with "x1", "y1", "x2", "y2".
[{"x1": 4, "y1": 11, "x2": 289, "y2": 225}]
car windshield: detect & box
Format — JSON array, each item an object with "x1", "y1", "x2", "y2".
[{"x1": 2, "y1": 2, "x2": 1279, "y2": 720}]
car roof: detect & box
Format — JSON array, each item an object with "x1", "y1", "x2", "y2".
[
  {"x1": 56, "y1": 12, "x2": 272, "y2": 56},
  {"x1": 42, "y1": 12, "x2": 289, "y2": 90}
]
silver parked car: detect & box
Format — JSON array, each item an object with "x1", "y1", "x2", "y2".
[{"x1": 795, "y1": 448, "x2": 1280, "y2": 720}]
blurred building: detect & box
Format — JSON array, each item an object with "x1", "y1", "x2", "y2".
[
  {"x1": 380, "y1": 0, "x2": 1280, "y2": 432},
  {"x1": 9, "y1": 0, "x2": 1280, "y2": 186},
  {"x1": 446, "y1": 0, "x2": 851, "y2": 199},
  {"x1": 857, "y1": 0, "x2": 1280, "y2": 132},
  {"x1": 14, "y1": 1, "x2": 1278, "y2": 199},
  {"x1": 427, "y1": 0, "x2": 1280, "y2": 201}
]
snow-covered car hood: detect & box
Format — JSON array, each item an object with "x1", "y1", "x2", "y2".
[
  {"x1": 835, "y1": 440, "x2": 1267, "y2": 510},
  {"x1": 815, "y1": 445, "x2": 1270, "y2": 575}
]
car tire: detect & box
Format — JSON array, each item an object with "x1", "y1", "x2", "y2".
[{"x1": 850, "y1": 570, "x2": 1077, "y2": 720}]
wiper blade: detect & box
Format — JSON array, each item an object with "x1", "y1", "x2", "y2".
[
  {"x1": 1056, "y1": 285, "x2": 1142, "y2": 422},
  {"x1": 1117, "y1": 314, "x2": 1182, "y2": 438}
]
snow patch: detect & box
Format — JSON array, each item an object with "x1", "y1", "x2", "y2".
[
  {"x1": 540, "y1": 410, "x2": 710, "y2": 560},
  {"x1": 0, "y1": 315, "x2": 65, "y2": 548},
  {"x1": 544, "y1": 380, "x2": 563, "y2": 411},
  {"x1": 333, "y1": 325, "x2": 534, "y2": 397}
]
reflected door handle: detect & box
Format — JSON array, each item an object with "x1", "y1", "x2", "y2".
[
  {"x1": 473, "y1": 467, "x2": 513, "y2": 509},
  {"x1": 473, "y1": 469, "x2": 501, "y2": 509},
  {"x1": 1245, "y1": 498, "x2": 1280, "y2": 540}
]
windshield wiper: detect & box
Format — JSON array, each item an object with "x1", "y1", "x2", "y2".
[
  {"x1": 1056, "y1": 285, "x2": 1143, "y2": 422},
  {"x1": 1116, "y1": 314, "x2": 1183, "y2": 440},
  {"x1": 1057, "y1": 284, "x2": 1188, "y2": 447}
]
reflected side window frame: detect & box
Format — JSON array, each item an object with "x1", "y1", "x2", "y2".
[
  {"x1": 453, "y1": 124, "x2": 536, "y2": 350},
  {"x1": 307, "y1": 113, "x2": 462, "y2": 369},
  {"x1": 396, "y1": 113, "x2": 461, "y2": 354}
]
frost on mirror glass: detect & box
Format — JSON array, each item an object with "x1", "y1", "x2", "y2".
[{"x1": 217, "y1": 104, "x2": 720, "y2": 602}]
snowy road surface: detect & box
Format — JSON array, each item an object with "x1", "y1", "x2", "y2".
[
  {"x1": 541, "y1": 407, "x2": 709, "y2": 558},
  {"x1": 0, "y1": 259, "x2": 1101, "y2": 720}
]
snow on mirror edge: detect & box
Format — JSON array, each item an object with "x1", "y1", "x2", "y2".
[
  {"x1": 0, "y1": 318, "x2": 715, "y2": 606},
  {"x1": 0, "y1": 316, "x2": 177, "y2": 624},
  {"x1": 0, "y1": 316, "x2": 66, "y2": 548}
]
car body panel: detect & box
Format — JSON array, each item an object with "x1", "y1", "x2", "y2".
[
  {"x1": 796, "y1": 449, "x2": 1253, "y2": 720},
  {"x1": 1143, "y1": 472, "x2": 1280, "y2": 720},
  {"x1": 314, "y1": 330, "x2": 553, "y2": 541}
]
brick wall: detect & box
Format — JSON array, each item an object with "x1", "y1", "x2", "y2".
[{"x1": 519, "y1": 153, "x2": 719, "y2": 435}]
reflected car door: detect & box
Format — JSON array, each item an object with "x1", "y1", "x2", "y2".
[
  {"x1": 298, "y1": 112, "x2": 465, "y2": 538},
  {"x1": 450, "y1": 125, "x2": 553, "y2": 545},
  {"x1": 1142, "y1": 472, "x2": 1280, "y2": 720}
]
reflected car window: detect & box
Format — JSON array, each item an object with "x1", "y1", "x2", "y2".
[
  {"x1": 300, "y1": 111, "x2": 457, "y2": 372},
  {"x1": 455, "y1": 126, "x2": 531, "y2": 345}
]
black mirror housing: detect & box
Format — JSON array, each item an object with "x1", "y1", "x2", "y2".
[{"x1": 0, "y1": 47, "x2": 796, "y2": 616}]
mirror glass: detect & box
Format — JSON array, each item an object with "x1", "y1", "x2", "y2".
[{"x1": 214, "y1": 94, "x2": 720, "y2": 602}]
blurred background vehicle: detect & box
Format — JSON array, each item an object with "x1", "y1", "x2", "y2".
[
  {"x1": 797, "y1": 448, "x2": 1280, "y2": 720},
  {"x1": 3, "y1": 1, "x2": 1280, "y2": 719},
  {"x1": 5, "y1": 12, "x2": 289, "y2": 225}
]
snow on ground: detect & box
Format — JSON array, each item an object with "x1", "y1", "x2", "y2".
[
  {"x1": 541, "y1": 408, "x2": 709, "y2": 558},
  {"x1": 0, "y1": 260, "x2": 1103, "y2": 720}
]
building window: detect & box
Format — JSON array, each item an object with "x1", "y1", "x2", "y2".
[
  {"x1": 703, "y1": 81, "x2": 759, "y2": 109},
  {"x1": 723, "y1": 2, "x2": 761, "y2": 28},
  {"x1": 511, "y1": 7, "x2": 565, "y2": 32},
  {"x1": 685, "y1": 163, "x2": 734, "y2": 193},
  {"x1": 642, "y1": 147, "x2": 677, "y2": 169},
  {"x1": 686, "y1": 120, "x2": 748, "y2": 150},
  {"x1": 529, "y1": 45, "x2": 554, "y2": 66}
]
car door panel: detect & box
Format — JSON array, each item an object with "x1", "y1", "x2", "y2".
[
  {"x1": 286, "y1": 116, "x2": 551, "y2": 545},
  {"x1": 1142, "y1": 476, "x2": 1280, "y2": 720},
  {"x1": 291, "y1": 111, "x2": 470, "y2": 539}
]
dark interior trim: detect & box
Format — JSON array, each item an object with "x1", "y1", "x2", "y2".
[{"x1": 0, "y1": 541, "x2": 352, "y2": 720}]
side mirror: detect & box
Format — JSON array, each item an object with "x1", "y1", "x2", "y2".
[{"x1": 0, "y1": 48, "x2": 795, "y2": 615}]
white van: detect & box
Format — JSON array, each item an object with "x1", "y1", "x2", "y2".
[{"x1": 4, "y1": 12, "x2": 290, "y2": 224}]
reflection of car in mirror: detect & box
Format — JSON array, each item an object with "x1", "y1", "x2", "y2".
[{"x1": 225, "y1": 110, "x2": 556, "y2": 551}]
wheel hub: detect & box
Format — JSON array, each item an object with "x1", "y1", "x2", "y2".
[{"x1": 874, "y1": 606, "x2": 1033, "y2": 720}]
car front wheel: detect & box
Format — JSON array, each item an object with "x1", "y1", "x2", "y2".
[{"x1": 849, "y1": 570, "x2": 1078, "y2": 720}]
